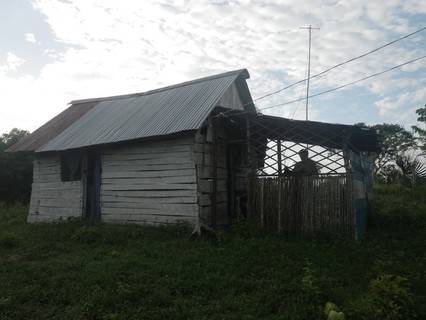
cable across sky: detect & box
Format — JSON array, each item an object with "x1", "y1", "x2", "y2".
[
  {"x1": 254, "y1": 26, "x2": 426, "y2": 102},
  {"x1": 257, "y1": 55, "x2": 426, "y2": 112}
]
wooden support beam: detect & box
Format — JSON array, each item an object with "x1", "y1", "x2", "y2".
[
  {"x1": 277, "y1": 139, "x2": 282, "y2": 175},
  {"x1": 211, "y1": 118, "x2": 217, "y2": 229}
]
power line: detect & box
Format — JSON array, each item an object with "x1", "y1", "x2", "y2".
[
  {"x1": 257, "y1": 55, "x2": 426, "y2": 112},
  {"x1": 254, "y1": 26, "x2": 426, "y2": 102}
]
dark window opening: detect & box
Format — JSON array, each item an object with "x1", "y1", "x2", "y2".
[{"x1": 60, "y1": 151, "x2": 82, "y2": 181}]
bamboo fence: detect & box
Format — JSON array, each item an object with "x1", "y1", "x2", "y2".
[{"x1": 248, "y1": 173, "x2": 354, "y2": 237}]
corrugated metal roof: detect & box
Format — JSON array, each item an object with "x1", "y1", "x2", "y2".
[
  {"x1": 38, "y1": 69, "x2": 253, "y2": 152},
  {"x1": 6, "y1": 101, "x2": 99, "y2": 152}
]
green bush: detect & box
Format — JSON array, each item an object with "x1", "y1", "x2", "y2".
[
  {"x1": 367, "y1": 274, "x2": 415, "y2": 320},
  {"x1": 350, "y1": 274, "x2": 415, "y2": 320},
  {"x1": 301, "y1": 260, "x2": 322, "y2": 318}
]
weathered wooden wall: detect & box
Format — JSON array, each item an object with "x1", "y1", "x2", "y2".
[
  {"x1": 193, "y1": 116, "x2": 250, "y2": 228},
  {"x1": 194, "y1": 133, "x2": 229, "y2": 227},
  {"x1": 28, "y1": 153, "x2": 83, "y2": 222},
  {"x1": 100, "y1": 137, "x2": 199, "y2": 225}
]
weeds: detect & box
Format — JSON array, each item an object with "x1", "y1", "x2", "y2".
[{"x1": 0, "y1": 185, "x2": 425, "y2": 319}]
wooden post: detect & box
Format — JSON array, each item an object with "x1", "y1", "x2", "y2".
[
  {"x1": 211, "y1": 118, "x2": 217, "y2": 229},
  {"x1": 277, "y1": 177, "x2": 282, "y2": 233},
  {"x1": 246, "y1": 116, "x2": 251, "y2": 219},
  {"x1": 277, "y1": 139, "x2": 282, "y2": 175},
  {"x1": 260, "y1": 179, "x2": 264, "y2": 228},
  {"x1": 277, "y1": 140, "x2": 282, "y2": 233}
]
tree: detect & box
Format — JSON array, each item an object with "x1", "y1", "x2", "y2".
[
  {"x1": 0, "y1": 128, "x2": 33, "y2": 204},
  {"x1": 412, "y1": 104, "x2": 426, "y2": 155},
  {"x1": 395, "y1": 154, "x2": 426, "y2": 186},
  {"x1": 0, "y1": 128, "x2": 29, "y2": 150},
  {"x1": 370, "y1": 124, "x2": 417, "y2": 174}
]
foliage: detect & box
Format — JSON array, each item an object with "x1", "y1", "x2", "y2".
[
  {"x1": 371, "y1": 123, "x2": 417, "y2": 174},
  {"x1": 376, "y1": 154, "x2": 426, "y2": 187},
  {"x1": 349, "y1": 273, "x2": 415, "y2": 320},
  {"x1": 0, "y1": 128, "x2": 33, "y2": 204},
  {"x1": 367, "y1": 274, "x2": 414, "y2": 320},
  {"x1": 395, "y1": 154, "x2": 426, "y2": 186},
  {"x1": 0, "y1": 188, "x2": 425, "y2": 319},
  {"x1": 327, "y1": 310, "x2": 346, "y2": 320},
  {"x1": 412, "y1": 104, "x2": 426, "y2": 154},
  {"x1": 324, "y1": 302, "x2": 339, "y2": 317},
  {"x1": 0, "y1": 129, "x2": 29, "y2": 150},
  {"x1": 301, "y1": 260, "x2": 322, "y2": 318}
]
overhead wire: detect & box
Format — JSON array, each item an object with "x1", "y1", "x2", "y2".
[
  {"x1": 214, "y1": 54, "x2": 426, "y2": 119},
  {"x1": 257, "y1": 55, "x2": 426, "y2": 112},
  {"x1": 212, "y1": 27, "x2": 426, "y2": 120},
  {"x1": 254, "y1": 26, "x2": 426, "y2": 102}
]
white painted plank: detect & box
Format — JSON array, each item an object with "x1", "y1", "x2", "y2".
[
  {"x1": 101, "y1": 207, "x2": 197, "y2": 216},
  {"x1": 102, "y1": 163, "x2": 195, "y2": 172},
  {"x1": 31, "y1": 206, "x2": 82, "y2": 216},
  {"x1": 102, "y1": 176, "x2": 196, "y2": 185},
  {"x1": 101, "y1": 189, "x2": 197, "y2": 198},
  {"x1": 102, "y1": 169, "x2": 195, "y2": 179},
  {"x1": 32, "y1": 181, "x2": 82, "y2": 189},
  {"x1": 101, "y1": 183, "x2": 197, "y2": 191},
  {"x1": 101, "y1": 195, "x2": 196, "y2": 204},
  {"x1": 102, "y1": 215, "x2": 196, "y2": 225},
  {"x1": 102, "y1": 200, "x2": 197, "y2": 209},
  {"x1": 102, "y1": 157, "x2": 193, "y2": 166},
  {"x1": 103, "y1": 150, "x2": 192, "y2": 161},
  {"x1": 36, "y1": 199, "x2": 82, "y2": 207}
]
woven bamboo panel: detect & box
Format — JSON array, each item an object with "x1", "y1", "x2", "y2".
[{"x1": 248, "y1": 174, "x2": 354, "y2": 237}]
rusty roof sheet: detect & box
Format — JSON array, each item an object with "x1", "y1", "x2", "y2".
[{"x1": 6, "y1": 101, "x2": 99, "y2": 152}]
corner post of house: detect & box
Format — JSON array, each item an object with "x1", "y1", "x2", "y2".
[
  {"x1": 210, "y1": 116, "x2": 218, "y2": 229},
  {"x1": 245, "y1": 115, "x2": 252, "y2": 219}
]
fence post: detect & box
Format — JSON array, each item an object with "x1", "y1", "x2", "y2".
[
  {"x1": 277, "y1": 177, "x2": 282, "y2": 234},
  {"x1": 260, "y1": 179, "x2": 264, "y2": 228},
  {"x1": 246, "y1": 116, "x2": 252, "y2": 219}
]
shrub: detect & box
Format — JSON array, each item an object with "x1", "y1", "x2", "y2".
[
  {"x1": 367, "y1": 274, "x2": 414, "y2": 320},
  {"x1": 301, "y1": 260, "x2": 322, "y2": 318},
  {"x1": 350, "y1": 274, "x2": 415, "y2": 320}
]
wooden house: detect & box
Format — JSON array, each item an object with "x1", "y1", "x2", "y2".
[
  {"x1": 9, "y1": 69, "x2": 379, "y2": 238},
  {"x1": 9, "y1": 70, "x2": 256, "y2": 229}
]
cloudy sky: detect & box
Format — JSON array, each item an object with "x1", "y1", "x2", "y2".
[{"x1": 1, "y1": 0, "x2": 425, "y2": 133}]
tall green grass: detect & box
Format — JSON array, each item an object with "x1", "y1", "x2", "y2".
[{"x1": 0, "y1": 187, "x2": 425, "y2": 320}]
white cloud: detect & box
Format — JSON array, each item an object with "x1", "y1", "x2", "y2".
[
  {"x1": 0, "y1": 0, "x2": 425, "y2": 132},
  {"x1": 2, "y1": 53, "x2": 26, "y2": 72},
  {"x1": 24, "y1": 33, "x2": 37, "y2": 43},
  {"x1": 374, "y1": 86, "x2": 426, "y2": 126}
]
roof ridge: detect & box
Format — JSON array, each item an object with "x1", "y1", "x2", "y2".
[{"x1": 70, "y1": 69, "x2": 249, "y2": 105}]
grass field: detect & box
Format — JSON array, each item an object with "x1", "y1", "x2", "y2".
[{"x1": 0, "y1": 185, "x2": 425, "y2": 320}]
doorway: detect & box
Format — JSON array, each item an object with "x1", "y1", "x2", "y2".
[{"x1": 85, "y1": 151, "x2": 101, "y2": 222}]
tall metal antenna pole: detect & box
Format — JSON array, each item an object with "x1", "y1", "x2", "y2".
[{"x1": 300, "y1": 25, "x2": 319, "y2": 120}]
